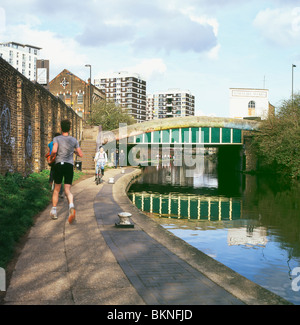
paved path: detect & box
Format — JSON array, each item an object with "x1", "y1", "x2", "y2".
[
  {"x1": 96, "y1": 170, "x2": 242, "y2": 305},
  {"x1": 3, "y1": 168, "x2": 290, "y2": 305}
]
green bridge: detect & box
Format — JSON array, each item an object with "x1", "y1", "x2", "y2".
[{"x1": 102, "y1": 116, "x2": 260, "y2": 147}]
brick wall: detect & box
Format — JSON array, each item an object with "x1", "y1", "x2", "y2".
[{"x1": 0, "y1": 57, "x2": 82, "y2": 176}]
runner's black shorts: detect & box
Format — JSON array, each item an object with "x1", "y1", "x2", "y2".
[{"x1": 53, "y1": 162, "x2": 74, "y2": 185}]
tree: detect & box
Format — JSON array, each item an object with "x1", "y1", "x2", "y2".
[
  {"x1": 253, "y1": 93, "x2": 300, "y2": 178},
  {"x1": 87, "y1": 100, "x2": 136, "y2": 130}
]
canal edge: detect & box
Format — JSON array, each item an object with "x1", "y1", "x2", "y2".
[{"x1": 113, "y1": 167, "x2": 293, "y2": 305}]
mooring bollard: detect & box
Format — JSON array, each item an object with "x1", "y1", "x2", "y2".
[{"x1": 115, "y1": 212, "x2": 134, "y2": 228}]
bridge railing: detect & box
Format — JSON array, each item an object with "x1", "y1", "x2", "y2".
[{"x1": 128, "y1": 127, "x2": 243, "y2": 145}]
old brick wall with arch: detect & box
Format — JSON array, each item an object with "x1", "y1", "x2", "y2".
[{"x1": 0, "y1": 57, "x2": 82, "y2": 176}]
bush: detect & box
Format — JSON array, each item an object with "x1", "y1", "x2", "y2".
[{"x1": 253, "y1": 93, "x2": 300, "y2": 178}]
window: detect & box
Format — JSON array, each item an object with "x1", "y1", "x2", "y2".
[
  {"x1": 248, "y1": 101, "x2": 255, "y2": 116},
  {"x1": 77, "y1": 93, "x2": 83, "y2": 104},
  {"x1": 248, "y1": 101, "x2": 255, "y2": 108},
  {"x1": 65, "y1": 93, "x2": 71, "y2": 105}
]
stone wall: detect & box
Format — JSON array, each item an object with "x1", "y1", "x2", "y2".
[{"x1": 0, "y1": 57, "x2": 82, "y2": 176}]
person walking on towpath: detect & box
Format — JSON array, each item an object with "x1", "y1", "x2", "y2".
[{"x1": 49, "y1": 119, "x2": 83, "y2": 224}]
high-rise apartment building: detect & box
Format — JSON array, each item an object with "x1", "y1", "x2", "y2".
[
  {"x1": 94, "y1": 71, "x2": 147, "y2": 123},
  {"x1": 146, "y1": 94, "x2": 154, "y2": 121},
  {"x1": 147, "y1": 89, "x2": 195, "y2": 120},
  {"x1": 0, "y1": 42, "x2": 41, "y2": 81}
]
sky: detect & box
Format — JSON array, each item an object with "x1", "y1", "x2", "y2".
[{"x1": 1, "y1": 0, "x2": 300, "y2": 117}]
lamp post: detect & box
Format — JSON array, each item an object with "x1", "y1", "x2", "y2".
[
  {"x1": 66, "y1": 72, "x2": 73, "y2": 108},
  {"x1": 292, "y1": 64, "x2": 296, "y2": 109},
  {"x1": 85, "y1": 64, "x2": 92, "y2": 117}
]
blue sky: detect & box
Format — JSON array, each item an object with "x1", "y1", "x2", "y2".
[{"x1": 1, "y1": 0, "x2": 300, "y2": 116}]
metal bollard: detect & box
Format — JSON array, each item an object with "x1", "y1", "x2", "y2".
[{"x1": 115, "y1": 212, "x2": 134, "y2": 228}]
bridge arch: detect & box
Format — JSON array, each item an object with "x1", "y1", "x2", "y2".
[{"x1": 101, "y1": 116, "x2": 260, "y2": 146}]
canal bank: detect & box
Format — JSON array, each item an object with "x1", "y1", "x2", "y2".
[{"x1": 2, "y1": 168, "x2": 291, "y2": 305}]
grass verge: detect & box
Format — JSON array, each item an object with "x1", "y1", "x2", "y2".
[{"x1": 0, "y1": 169, "x2": 84, "y2": 269}]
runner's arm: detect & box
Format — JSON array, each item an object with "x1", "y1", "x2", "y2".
[{"x1": 75, "y1": 147, "x2": 83, "y2": 158}]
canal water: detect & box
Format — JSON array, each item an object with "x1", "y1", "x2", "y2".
[{"x1": 127, "y1": 158, "x2": 300, "y2": 305}]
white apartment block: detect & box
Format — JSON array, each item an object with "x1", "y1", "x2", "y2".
[
  {"x1": 95, "y1": 71, "x2": 147, "y2": 123},
  {"x1": 0, "y1": 42, "x2": 41, "y2": 81},
  {"x1": 147, "y1": 89, "x2": 195, "y2": 120}
]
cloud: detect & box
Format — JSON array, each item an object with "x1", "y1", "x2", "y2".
[
  {"x1": 254, "y1": 7, "x2": 300, "y2": 46},
  {"x1": 133, "y1": 14, "x2": 217, "y2": 54},
  {"x1": 74, "y1": 1, "x2": 218, "y2": 55},
  {"x1": 76, "y1": 21, "x2": 136, "y2": 47},
  {"x1": 122, "y1": 58, "x2": 167, "y2": 80},
  {"x1": 2, "y1": 23, "x2": 88, "y2": 78},
  {"x1": 0, "y1": 7, "x2": 5, "y2": 33}
]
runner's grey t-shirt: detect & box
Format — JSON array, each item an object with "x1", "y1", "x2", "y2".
[{"x1": 53, "y1": 135, "x2": 79, "y2": 165}]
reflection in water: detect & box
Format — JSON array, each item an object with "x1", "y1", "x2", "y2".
[
  {"x1": 129, "y1": 193, "x2": 242, "y2": 221},
  {"x1": 128, "y1": 159, "x2": 300, "y2": 305}
]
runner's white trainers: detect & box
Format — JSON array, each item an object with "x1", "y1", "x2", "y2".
[{"x1": 50, "y1": 208, "x2": 58, "y2": 220}]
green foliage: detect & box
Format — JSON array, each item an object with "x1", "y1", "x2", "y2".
[
  {"x1": 0, "y1": 170, "x2": 84, "y2": 268},
  {"x1": 86, "y1": 100, "x2": 135, "y2": 130},
  {"x1": 253, "y1": 93, "x2": 300, "y2": 178}
]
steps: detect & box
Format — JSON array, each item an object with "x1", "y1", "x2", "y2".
[{"x1": 76, "y1": 126, "x2": 99, "y2": 172}]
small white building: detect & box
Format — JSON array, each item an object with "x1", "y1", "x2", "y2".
[
  {"x1": 229, "y1": 88, "x2": 270, "y2": 119},
  {"x1": 0, "y1": 42, "x2": 41, "y2": 81}
]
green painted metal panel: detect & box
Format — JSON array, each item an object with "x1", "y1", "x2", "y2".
[
  {"x1": 161, "y1": 197, "x2": 169, "y2": 215},
  {"x1": 233, "y1": 129, "x2": 242, "y2": 143},
  {"x1": 153, "y1": 130, "x2": 161, "y2": 143},
  {"x1": 153, "y1": 196, "x2": 160, "y2": 212},
  {"x1": 143, "y1": 196, "x2": 151, "y2": 212},
  {"x1": 144, "y1": 132, "x2": 151, "y2": 143},
  {"x1": 210, "y1": 201, "x2": 219, "y2": 220},
  {"x1": 162, "y1": 129, "x2": 170, "y2": 143},
  {"x1": 190, "y1": 200, "x2": 198, "y2": 219},
  {"x1": 222, "y1": 128, "x2": 231, "y2": 143},
  {"x1": 171, "y1": 128, "x2": 180, "y2": 143},
  {"x1": 201, "y1": 128, "x2": 209, "y2": 143},
  {"x1": 191, "y1": 128, "x2": 200, "y2": 143},
  {"x1": 232, "y1": 200, "x2": 241, "y2": 219},
  {"x1": 221, "y1": 201, "x2": 230, "y2": 219},
  {"x1": 200, "y1": 201, "x2": 209, "y2": 219},
  {"x1": 180, "y1": 199, "x2": 188, "y2": 217},
  {"x1": 136, "y1": 134, "x2": 143, "y2": 143},
  {"x1": 211, "y1": 128, "x2": 220, "y2": 143},
  {"x1": 181, "y1": 128, "x2": 190, "y2": 143},
  {"x1": 135, "y1": 196, "x2": 142, "y2": 210},
  {"x1": 171, "y1": 198, "x2": 179, "y2": 216}
]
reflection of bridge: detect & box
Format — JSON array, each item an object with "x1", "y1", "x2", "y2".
[{"x1": 129, "y1": 192, "x2": 242, "y2": 221}]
